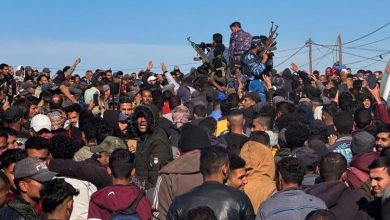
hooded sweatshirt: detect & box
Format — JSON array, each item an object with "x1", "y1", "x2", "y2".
[
  {"x1": 306, "y1": 181, "x2": 369, "y2": 220},
  {"x1": 346, "y1": 151, "x2": 379, "y2": 201},
  {"x1": 88, "y1": 185, "x2": 151, "y2": 220},
  {"x1": 152, "y1": 150, "x2": 203, "y2": 220},
  {"x1": 240, "y1": 140, "x2": 276, "y2": 213}
]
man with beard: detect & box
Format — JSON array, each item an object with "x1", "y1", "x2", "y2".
[
  {"x1": 368, "y1": 157, "x2": 390, "y2": 219},
  {"x1": 0, "y1": 157, "x2": 57, "y2": 219}
]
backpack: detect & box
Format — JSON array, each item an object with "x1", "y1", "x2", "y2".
[{"x1": 109, "y1": 191, "x2": 144, "y2": 220}]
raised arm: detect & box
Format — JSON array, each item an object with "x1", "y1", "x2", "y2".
[{"x1": 65, "y1": 57, "x2": 81, "y2": 77}]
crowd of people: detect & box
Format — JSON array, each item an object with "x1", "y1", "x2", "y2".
[{"x1": 0, "y1": 21, "x2": 388, "y2": 220}]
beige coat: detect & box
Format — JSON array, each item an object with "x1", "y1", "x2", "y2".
[{"x1": 240, "y1": 140, "x2": 276, "y2": 213}]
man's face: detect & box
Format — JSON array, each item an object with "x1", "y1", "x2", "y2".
[
  {"x1": 370, "y1": 167, "x2": 390, "y2": 197},
  {"x1": 241, "y1": 97, "x2": 255, "y2": 109},
  {"x1": 231, "y1": 26, "x2": 239, "y2": 33},
  {"x1": 23, "y1": 178, "x2": 44, "y2": 201},
  {"x1": 376, "y1": 72, "x2": 382, "y2": 80},
  {"x1": 29, "y1": 104, "x2": 38, "y2": 118},
  {"x1": 106, "y1": 72, "x2": 112, "y2": 80},
  {"x1": 27, "y1": 87, "x2": 36, "y2": 95},
  {"x1": 325, "y1": 81, "x2": 334, "y2": 89},
  {"x1": 26, "y1": 148, "x2": 50, "y2": 161},
  {"x1": 2, "y1": 163, "x2": 16, "y2": 190},
  {"x1": 141, "y1": 91, "x2": 153, "y2": 105},
  {"x1": 0, "y1": 137, "x2": 7, "y2": 155},
  {"x1": 97, "y1": 152, "x2": 110, "y2": 166},
  {"x1": 325, "y1": 68, "x2": 332, "y2": 75},
  {"x1": 120, "y1": 103, "x2": 132, "y2": 117},
  {"x1": 7, "y1": 135, "x2": 17, "y2": 149},
  {"x1": 67, "y1": 111, "x2": 79, "y2": 127},
  {"x1": 118, "y1": 121, "x2": 128, "y2": 134},
  {"x1": 251, "y1": 118, "x2": 266, "y2": 132},
  {"x1": 376, "y1": 132, "x2": 390, "y2": 150},
  {"x1": 363, "y1": 98, "x2": 371, "y2": 109},
  {"x1": 2, "y1": 66, "x2": 8, "y2": 75},
  {"x1": 86, "y1": 72, "x2": 93, "y2": 80},
  {"x1": 227, "y1": 168, "x2": 248, "y2": 190},
  {"x1": 136, "y1": 116, "x2": 148, "y2": 133},
  {"x1": 148, "y1": 79, "x2": 157, "y2": 86},
  {"x1": 40, "y1": 76, "x2": 48, "y2": 85}
]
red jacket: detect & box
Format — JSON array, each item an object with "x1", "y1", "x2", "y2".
[
  {"x1": 378, "y1": 103, "x2": 390, "y2": 125},
  {"x1": 88, "y1": 184, "x2": 152, "y2": 220},
  {"x1": 347, "y1": 151, "x2": 380, "y2": 190}
]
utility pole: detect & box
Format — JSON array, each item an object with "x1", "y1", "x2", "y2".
[
  {"x1": 308, "y1": 38, "x2": 312, "y2": 74},
  {"x1": 338, "y1": 34, "x2": 342, "y2": 65}
]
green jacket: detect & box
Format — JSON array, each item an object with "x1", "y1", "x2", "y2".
[{"x1": 0, "y1": 197, "x2": 38, "y2": 220}]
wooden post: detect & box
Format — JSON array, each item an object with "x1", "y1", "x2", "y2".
[
  {"x1": 308, "y1": 38, "x2": 312, "y2": 74},
  {"x1": 338, "y1": 34, "x2": 342, "y2": 65}
]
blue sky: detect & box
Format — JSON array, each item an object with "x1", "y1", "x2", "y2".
[{"x1": 0, "y1": 0, "x2": 389, "y2": 75}]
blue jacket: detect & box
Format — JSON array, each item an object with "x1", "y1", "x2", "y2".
[
  {"x1": 329, "y1": 136, "x2": 353, "y2": 164},
  {"x1": 242, "y1": 50, "x2": 266, "y2": 79},
  {"x1": 256, "y1": 189, "x2": 327, "y2": 220}
]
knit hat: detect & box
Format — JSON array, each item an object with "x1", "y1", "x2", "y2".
[
  {"x1": 351, "y1": 131, "x2": 375, "y2": 155},
  {"x1": 178, "y1": 124, "x2": 210, "y2": 153}
]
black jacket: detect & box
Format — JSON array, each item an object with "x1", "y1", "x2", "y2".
[
  {"x1": 167, "y1": 181, "x2": 255, "y2": 220},
  {"x1": 133, "y1": 105, "x2": 173, "y2": 190},
  {"x1": 48, "y1": 158, "x2": 111, "y2": 189},
  {"x1": 135, "y1": 127, "x2": 172, "y2": 190}
]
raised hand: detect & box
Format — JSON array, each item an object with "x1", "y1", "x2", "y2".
[
  {"x1": 75, "y1": 57, "x2": 81, "y2": 65},
  {"x1": 161, "y1": 62, "x2": 168, "y2": 73},
  {"x1": 368, "y1": 84, "x2": 382, "y2": 103},
  {"x1": 147, "y1": 61, "x2": 153, "y2": 71},
  {"x1": 290, "y1": 63, "x2": 299, "y2": 72}
]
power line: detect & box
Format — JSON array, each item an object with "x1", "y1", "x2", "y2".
[
  {"x1": 274, "y1": 44, "x2": 306, "y2": 68},
  {"x1": 276, "y1": 46, "x2": 306, "y2": 52},
  {"x1": 312, "y1": 22, "x2": 390, "y2": 47},
  {"x1": 349, "y1": 36, "x2": 390, "y2": 48},
  {"x1": 276, "y1": 49, "x2": 307, "y2": 59},
  {"x1": 299, "y1": 45, "x2": 333, "y2": 68},
  {"x1": 343, "y1": 46, "x2": 390, "y2": 52},
  {"x1": 313, "y1": 43, "x2": 389, "y2": 64},
  {"x1": 343, "y1": 22, "x2": 390, "y2": 45}
]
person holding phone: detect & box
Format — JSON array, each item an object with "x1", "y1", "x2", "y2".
[{"x1": 84, "y1": 81, "x2": 103, "y2": 115}]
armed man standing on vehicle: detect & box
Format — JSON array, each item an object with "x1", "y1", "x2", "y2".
[
  {"x1": 229, "y1": 22, "x2": 252, "y2": 66},
  {"x1": 240, "y1": 36, "x2": 270, "y2": 103}
]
